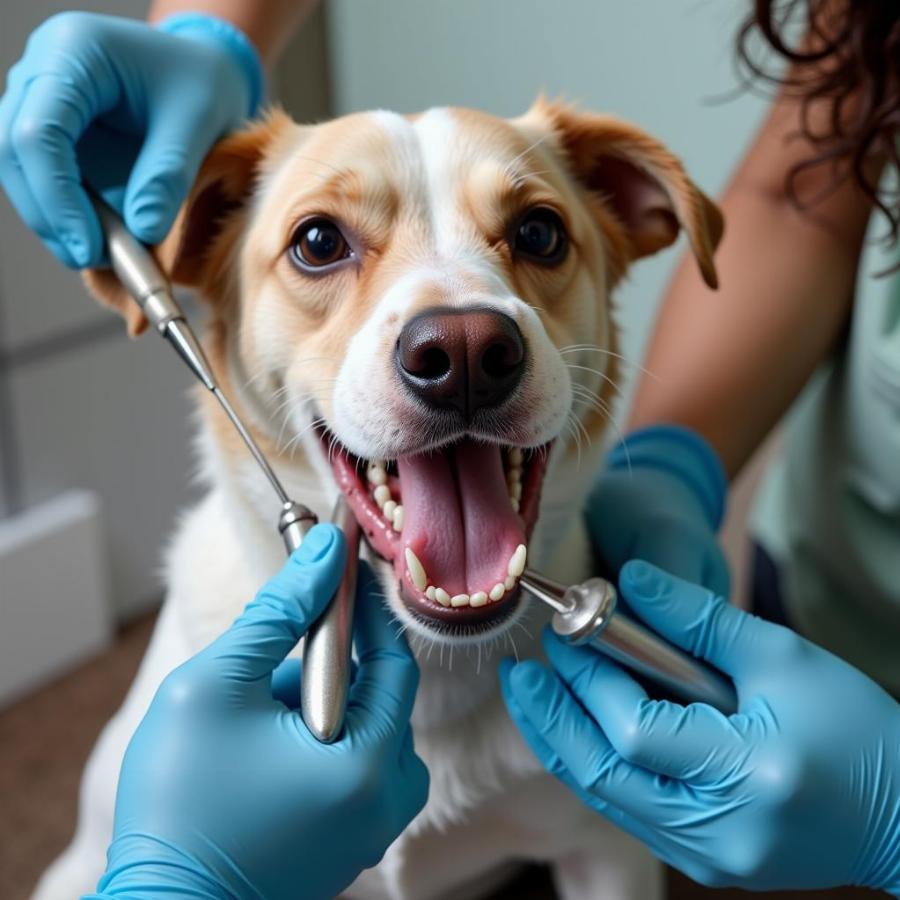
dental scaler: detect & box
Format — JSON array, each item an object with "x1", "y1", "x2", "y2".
[
  {"x1": 520, "y1": 570, "x2": 738, "y2": 714},
  {"x1": 90, "y1": 190, "x2": 358, "y2": 743}
]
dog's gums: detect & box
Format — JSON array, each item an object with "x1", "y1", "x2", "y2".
[{"x1": 322, "y1": 427, "x2": 549, "y2": 627}]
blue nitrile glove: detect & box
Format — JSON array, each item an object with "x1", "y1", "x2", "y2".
[
  {"x1": 84, "y1": 525, "x2": 429, "y2": 900},
  {"x1": 586, "y1": 425, "x2": 730, "y2": 596},
  {"x1": 500, "y1": 561, "x2": 900, "y2": 895},
  {"x1": 0, "y1": 11, "x2": 262, "y2": 268}
]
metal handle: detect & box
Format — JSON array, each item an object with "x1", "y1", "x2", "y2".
[
  {"x1": 300, "y1": 496, "x2": 360, "y2": 742},
  {"x1": 543, "y1": 576, "x2": 737, "y2": 715},
  {"x1": 88, "y1": 188, "x2": 184, "y2": 332},
  {"x1": 590, "y1": 613, "x2": 737, "y2": 714}
]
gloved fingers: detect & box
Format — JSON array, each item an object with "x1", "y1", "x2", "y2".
[
  {"x1": 396, "y1": 725, "x2": 430, "y2": 819},
  {"x1": 195, "y1": 525, "x2": 346, "y2": 686},
  {"x1": 271, "y1": 658, "x2": 302, "y2": 709},
  {"x1": 122, "y1": 97, "x2": 219, "y2": 245},
  {"x1": 7, "y1": 74, "x2": 103, "y2": 266},
  {"x1": 630, "y1": 522, "x2": 729, "y2": 595},
  {"x1": 346, "y1": 567, "x2": 420, "y2": 739},
  {"x1": 619, "y1": 560, "x2": 764, "y2": 678},
  {"x1": 702, "y1": 548, "x2": 731, "y2": 600},
  {"x1": 0, "y1": 75, "x2": 75, "y2": 266},
  {"x1": 543, "y1": 631, "x2": 747, "y2": 782},
  {"x1": 500, "y1": 657, "x2": 674, "y2": 821},
  {"x1": 499, "y1": 658, "x2": 577, "y2": 784},
  {"x1": 629, "y1": 527, "x2": 705, "y2": 586},
  {"x1": 503, "y1": 661, "x2": 705, "y2": 874}
]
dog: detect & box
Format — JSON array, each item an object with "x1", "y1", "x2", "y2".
[{"x1": 32, "y1": 98, "x2": 721, "y2": 900}]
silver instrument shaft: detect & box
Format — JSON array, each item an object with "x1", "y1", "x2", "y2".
[
  {"x1": 92, "y1": 190, "x2": 352, "y2": 740},
  {"x1": 520, "y1": 570, "x2": 737, "y2": 714},
  {"x1": 301, "y1": 496, "x2": 360, "y2": 741}
]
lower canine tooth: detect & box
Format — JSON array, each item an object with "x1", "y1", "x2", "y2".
[
  {"x1": 450, "y1": 593, "x2": 470, "y2": 607},
  {"x1": 392, "y1": 505, "x2": 404, "y2": 531},
  {"x1": 470, "y1": 591, "x2": 488, "y2": 607},
  {"x1": 490, "y1": 583, "x2": 505, "y2": 601},
  {"x1": 435, "y1": 587, "x2": 451, "y2": 607},
  {"x1": 508, "y1": 544, "x2": 527, "y2": 578},
  {"x1": 405, "y1": 548, "x2": 428, "y2": 590}
]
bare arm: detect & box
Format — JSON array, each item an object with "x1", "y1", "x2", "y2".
[
  {"x1": 147, "y1": 0, "x2": 318, "y2": 64},
  {"x1": 629, "y1": 90, "x2": 884, "y2": 478}
]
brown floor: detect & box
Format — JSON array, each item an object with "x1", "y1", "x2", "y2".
[{"x1": 0, "y1": 613, "x2": 883, "y2": 900}]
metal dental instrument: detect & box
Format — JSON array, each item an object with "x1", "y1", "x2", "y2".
[
  {"x1": 520, "y1": 569, "x2": 738, "y2": 714},
  {"x1": 90, "y1": 190, "x2": 357, "y2": 742}
]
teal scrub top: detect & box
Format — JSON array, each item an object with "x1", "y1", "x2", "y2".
[{"x1": 752, "y1": 221, "x2": 900, "y2": 695}]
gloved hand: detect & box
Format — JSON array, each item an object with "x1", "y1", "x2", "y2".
[
  {"x1": 85, "y1": 525, "x2": 429, "y2": 900},
  {"x1": 0, "y1": 11, "x2": 262, "y2": 268},
  {"x1": 586, "y1": 424, "x2": 730, "y2": 596},
  {"x1": 500, "y1": 561, "x2": 900, "y2": 895}
]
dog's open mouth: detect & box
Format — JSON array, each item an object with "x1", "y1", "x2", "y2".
[{"x1": 321, "y1": 429, "x2": 549, "y2": 627}]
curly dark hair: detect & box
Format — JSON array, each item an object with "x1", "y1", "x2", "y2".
[{"x1": 738, "y1": 0, "x2": 900, "y2": 243}]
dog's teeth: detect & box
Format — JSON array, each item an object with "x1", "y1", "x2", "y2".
[
  {"x1": 405, "y1": 548, "x2": 428, "y2": 590},
  {"x1": 425, "y1": 585, "x2": 436, "y2": 601},
  {"x1": 367, "y1": 463, "x2": 387, "y2": 486},
  {"x1": 391, "y1": 504, "x2": 404, "y2": 531},
  {"x1": 383, "y1": 499, "x2": 397, "y2": 520},
  {"x1": 450, "y1": 593, "x2": 470, "y2": 607},
  {"x1": 504, "y1": 574, "x2": 516, "y2": 590},
  {"x1": 435, "y1": 587, "x2": 451, "y2": 607},
  {"x1": 373, "y1": 484, "x2": 391, "y2": 506},
  {"x1": 506, "y1": 466, "x2": 522, "y2": 485},
  {"x1": 490, "y1": 583, "x2": 505, "y2": 602},
  {"x1": 470, "y1": 591, "x2": 488, "y2": 608},
  {"x1": 510, "y1": 498, "x2": 520, "y2": 513},
  {"x1": 509, "y1": 447, "x2": 523, "y2": 466},
  {"x1": 509, "y1": 482, "x2": 522, "y2": 502},
  {"x1": 508, "y1": 544, "x2": 527, "y2": 577}
]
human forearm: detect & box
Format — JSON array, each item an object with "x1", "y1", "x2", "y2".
[
  {"x1": 147, "y1": 0, "x2": 317, "y2": 64},
  {"x1": 629, "y1": 98, "x2": 880, "y2": 477}
]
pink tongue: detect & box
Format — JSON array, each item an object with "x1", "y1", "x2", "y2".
[{"x1": 397, "y1": 441, "x2": 525, "y2": 596}]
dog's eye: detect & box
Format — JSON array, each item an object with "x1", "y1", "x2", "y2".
[
  {"x1": 513, "y1": 208, "x2": 568, "y2": 265},
  {"x1": 291, "y1": 219, "x2": 351, "y2": 269}
]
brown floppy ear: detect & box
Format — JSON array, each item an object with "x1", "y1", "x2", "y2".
[
  {"x1": 534, "y1": 99, "x2": 724, "y2": 288},
  {"x1": 84, "y1": 108, "x2": 295, "y2": 336}
]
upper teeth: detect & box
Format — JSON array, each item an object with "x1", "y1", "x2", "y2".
[
  {"x1": 506, "y1": 449, "x2": 524, "y2": 514},
  {"x1": 369, "y1": 462, "x2": 404, "y2": 532},
  {"x1": 404, "y1": 545, "x2": 528, "y2": 608}
]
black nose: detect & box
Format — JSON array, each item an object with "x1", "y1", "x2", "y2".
[{"x1": 395, "y1": 307, "x2": 526, "y2": 417}]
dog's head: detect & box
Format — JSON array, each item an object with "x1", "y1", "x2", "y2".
[{"x1": 88, "y1": 100, "x2": 721, "y2": 645}]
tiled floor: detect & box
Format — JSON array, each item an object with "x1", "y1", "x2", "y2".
[{"x1": 0, "y1": 612, "x2": 882, "y2": 900}]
